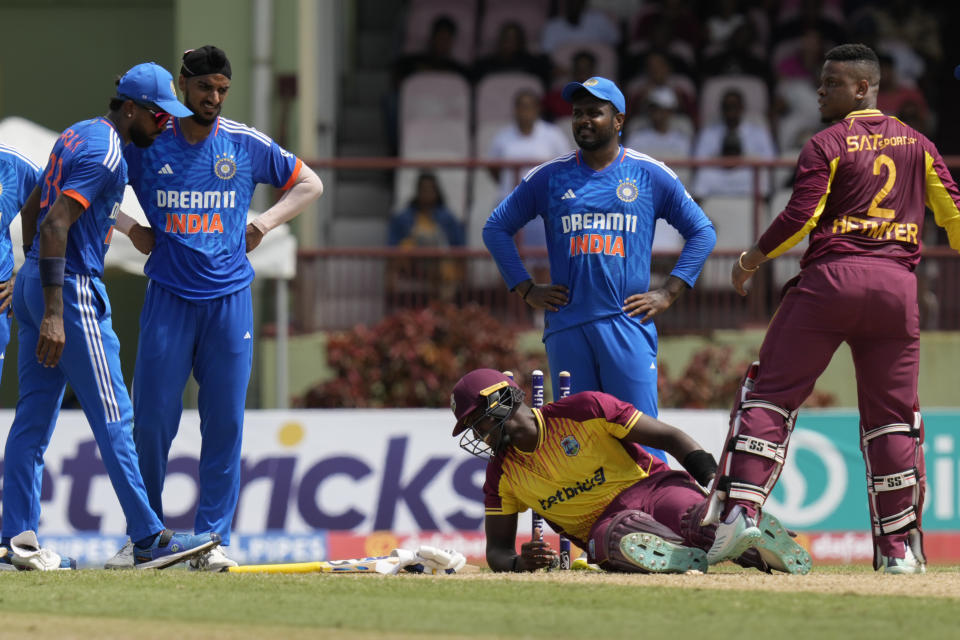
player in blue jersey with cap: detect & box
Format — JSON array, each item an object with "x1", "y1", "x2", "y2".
[
  {"x1": 104, "y1": 46, "x2": 323, "y2": 571},
  {"x1": 1, "y1": 62, "x2": 222, "y2": 570},
  {"x1": 484, "y1": 77, "x2": 716, "y2": 461},
  {"x1": 0, "y1": 144, "x2": 41, "y2": 385}
]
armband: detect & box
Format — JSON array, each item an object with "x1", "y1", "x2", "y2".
[
  {"x1": 39, "y1": 257, "x2": 66, "y2": 288},
  {"x1": 682, "y1": 449, "x2": 718, "y2": 487}
]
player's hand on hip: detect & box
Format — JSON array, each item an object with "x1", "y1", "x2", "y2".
[
  {"x1": 518, "y1": 538, "x2": 558, "y2": 571},
  {"x1": 128, "y1": 224, "x2": 155, "y2": 255},
  {"x1": 245, "y1": 223, "x2": 264, "y2": 253},
  {"x1": 0, "y1": 275, "x2": 14, "y2": 317},
  {"x1": 37, "y1": 314, "x2": 66, "y2": 367},
  {"x1": 525, "y1": 283, "x2": 568, "y2": 311},
  {"x1": 622, "y1": 288, "x2": 672, "y2": 322}
]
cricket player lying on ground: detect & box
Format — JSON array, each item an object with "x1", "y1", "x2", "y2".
[{"x1": 450, "y1": 369, "x2": 811, "y2": 574}]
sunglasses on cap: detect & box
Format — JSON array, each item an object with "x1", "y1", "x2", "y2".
[{"x1": 121, "y1": 96, "x2": 173, "y2": 128}]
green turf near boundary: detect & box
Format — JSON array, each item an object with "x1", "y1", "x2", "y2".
[{"x1": 0, "y1": 567, "x2": 955, "y2": 640}]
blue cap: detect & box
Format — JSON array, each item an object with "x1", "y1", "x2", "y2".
[
  {"x1": 562, "y1": 76, "x2": 626, "y2": 114},
  {"x1": 116, "y1": 62, "x2": 193, "y2": 117}
]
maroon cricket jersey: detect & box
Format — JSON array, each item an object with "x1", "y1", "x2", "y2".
[
  {"x1": 482, "y1": 391, "x2": 669, "y2": 544},
  {"x1": 759, "y1": 109, "x2": 960, "y2": 268}
]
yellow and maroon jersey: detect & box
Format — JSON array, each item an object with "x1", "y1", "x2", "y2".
[
  {"x1": 483, "y1": 391, "x2": 670, "y2": 543},
  {"x1": 758, "y1": 109, "x2": 960, "y2": 268}
]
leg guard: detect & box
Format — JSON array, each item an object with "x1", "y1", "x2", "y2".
[
  {"x1": 702, "y1": 362, "x2": 798, "y2": 525},
  {"x1": 590, "y1": 510, "x2": 706, "y2": 573},
  {"x1": 862, "y1": 407, "x2": 926, "y2": 571}
]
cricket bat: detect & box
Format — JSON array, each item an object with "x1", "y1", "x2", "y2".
[{"x1": 226, "y1": 555, "x2": 480, "y2": 575}]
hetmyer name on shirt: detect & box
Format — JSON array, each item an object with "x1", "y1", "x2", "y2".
[
  {"x1": 538, "y1": 466, "x2": 606, "y2": 511},
  {"x1": 561, "y1": 212, "x2": 639, "y2": 257},
  {"x1": 156, "y1": 189, "x2": 237, "y2": 234}
]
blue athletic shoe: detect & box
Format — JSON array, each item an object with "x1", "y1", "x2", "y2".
[
  {"x1": 620, "y1": 532, "x2": 708, "y2": 573},
  {"x1": 133, "y1": 530, "x2": 221, "y2": 570}
]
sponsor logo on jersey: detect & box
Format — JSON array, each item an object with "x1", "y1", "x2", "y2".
[
  {"x1": 616, "y1": 178, "x2": 638, "y2": 203},
  {"x1": 538, "y1": 467, "x2": 605, "y2": 511},
  {"x1": 561, "y1": 188, "x2": 576, "y2": 200},
  {"x1": 560, "y1": 436, "x2": 580, "y2": 456},
  {"x1": 561, "y1": 212, "x2": 637, "y2": 257},
  {"x1": 157, "y1": 163, "x2": 174, "y2": 175},
  {"x1": 214, "y1": 153, "x2": 237, "y2": 180},
  {"x1": 156, "y1": 190, "x2": 236, "y2": 209}
]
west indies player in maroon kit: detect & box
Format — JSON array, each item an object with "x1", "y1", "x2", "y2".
[{"x1": 702, "y1": 44, "x2": 960, "y2": 574}]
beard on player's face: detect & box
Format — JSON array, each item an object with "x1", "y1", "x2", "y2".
[
  {"x1": 129, "y1": 121, "x2": 158, "y2": 148},
  {"x1": 184, "y1": 87, "x2": 221, "y2": 126}
]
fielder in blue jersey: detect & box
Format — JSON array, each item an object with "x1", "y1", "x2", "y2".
[
  {"x1": 483, "y1": 77, "x2": 716, "y2": 462},
  {"x1": 2, "y1": 62, "x2": 221, "y2": 570},
  {"x1": 111, "y1": 46, "x2": 323, "y2": 571},
  {"x1": 0, "y1": 144, "x2": 41, "y2": 385}
]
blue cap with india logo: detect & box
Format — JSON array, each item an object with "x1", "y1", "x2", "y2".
[
  {"x1": 562, "y1": 76, "x2": 626, "y2": 114},
  {"x1": 116, "y1": 62, "x2": 193, "y2": 117}
]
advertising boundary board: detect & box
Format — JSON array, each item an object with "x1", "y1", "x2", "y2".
[{"x1": 0, "y1": 409, "x2": 956, "y2": 567}]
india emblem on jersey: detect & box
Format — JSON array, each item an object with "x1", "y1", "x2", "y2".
[
  {"x1": 561, "y1": 435, "x2": 580, "y2": 456},
  {"x1": 214, "y1": 153, "x2": 237, "y2": 180},
  {"x1": 616, "y1": 178, "x2": 638, "y2": 203}
]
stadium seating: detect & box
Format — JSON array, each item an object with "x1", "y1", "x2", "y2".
[
  {"x1": 699, "y1": 74, "x2": 770, "y2": 127},
  {"x1": 549, "y1": 41, "x2": 618, "y2": 82}
]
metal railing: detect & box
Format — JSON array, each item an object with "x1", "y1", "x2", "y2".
[{"x1": 291, "y1": 156, "x2": 960, "y2": 333}]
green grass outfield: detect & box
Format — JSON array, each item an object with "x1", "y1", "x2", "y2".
[{"x1": 0, "y1": 565, "x2": 956, "y2": 640}]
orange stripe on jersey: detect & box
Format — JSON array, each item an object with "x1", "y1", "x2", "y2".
[
  {"x1": 62, "y1": 189, "x2": 90, "y2": 210},
  {"x1": 766, "y1": 156, "x2": 839, "y2": 258},
  {"x1": 924, "y1": 150, "x2": 960, "y2": 251},
  {"x1": 280, "y1": 158, "x2": 303, "y2": 191}
]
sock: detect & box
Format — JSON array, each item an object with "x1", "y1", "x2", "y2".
[{"x1": 134, "y1": 532, "x2": 160, "y2": 549}]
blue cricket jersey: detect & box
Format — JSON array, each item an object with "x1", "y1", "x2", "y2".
[
  {"x1": 124, "y1": 116, "x2": 302, "y2": 300},
  {"x1": 0, "y1": 144, "x2": 41, "y2": 280},
  {"x1": 483, "y1": 146, "x2": 716, "y2": 337},
  {"x1": 26, "y1": 118, "x2": 127, "y2": 277}
]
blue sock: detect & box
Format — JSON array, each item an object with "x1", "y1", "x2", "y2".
[{"x1": 134, "y1": 532, "x2": 160, "y2": 548}]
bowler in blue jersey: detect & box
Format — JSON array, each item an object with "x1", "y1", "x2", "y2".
[
  {"x1": 111, "y1": 46, "x2": 323, "y2": 571},
  {"x1": 483, "y1": 77, "x2": 716, "y2": 461}
]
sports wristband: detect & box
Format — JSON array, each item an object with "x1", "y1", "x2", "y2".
[
  {"x1": 738, "y1": 252, "x2": 759, "y2": 272},
  {"x1": 522, "y1": 283, "x2": 534, "y2": 301},
  {"x1": 39, "y1": 257, "x2": 66, "y2": 287},
  {"x1": 682, "y1": 449, "x2": 718, "y2": 487}
]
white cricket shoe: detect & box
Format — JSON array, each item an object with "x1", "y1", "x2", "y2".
[
  {"x1": 10, "y1": 530, "x2": 77, "y2": 570},
  {"x1": 189, "y1": 545, "x2": 238, "y2": 572},
  {"x1": 881, "y1": 544, "x2": 925, "y2": 575},
  {"x1": 104, "y1": 539, "x2": 135, "y2": 569},
  {"x1": 707, "y1": 505, "x2": 762, "y2": 565}
]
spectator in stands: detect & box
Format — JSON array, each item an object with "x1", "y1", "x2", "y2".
[
  {"x1": 631, "y1": 0, "x2": 702, "y2": 54},
  {"x1": 394, "y1": 15, "x2": 470, "y2": 84},
  {"x1": 486, "y1": 89, "x2": 572, "y2": 246},
  {"x1": 625, "y1": 87, "x2": 692, "y2": 181},
  {"x1": 472, "y1": 21, "x2": 552, "y2": 88},
  {"x1": 876, "y1": 53, "x2": 931, "y2": 135},
  {"x1": 388, "y1": 172, "x2": 465, "y2": 248},
  {"x1": 626, "y1": 14, "x2": 696, "y2": 79},
  {"x1": 543, "y1": 49, "x2": 596, "y2": 121},
  {"x1": 700, "y1": 20, "x2": 772, "y2": 86},
  {"x1": 624, "y1": 51, "x2": 697, "y2": 125},
  {"x1": 772, "y1": 27, "x2": 827, "y2": 151},
  {"x1": 540, "y1": 0, "x2": 620, "y2": 54},
  {"x1": 691, "y1": 89, "x2": 776, "y2": 198}
]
